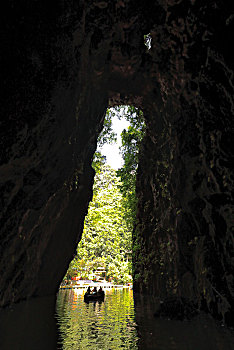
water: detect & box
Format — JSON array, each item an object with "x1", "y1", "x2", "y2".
[
  {"x1": 0, "y1": 288, "x2": 234, "y2": 349},
  {"x1": 56, "y1": 288, "x2": 234, "y2": 350},
  {"x1": 134, "y1": 295, "x2": 234, "y2": 350},
  {"x1": 56, "y1": 288, "x2": 138, "y2": 349}
]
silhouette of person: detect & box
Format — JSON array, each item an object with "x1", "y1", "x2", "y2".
[
  {"x1": 92, "y1": 286, "x2": 97, "y2": 294},
  {"x1": 98, "y1": 286, "x2": 104, "y2": 297}
]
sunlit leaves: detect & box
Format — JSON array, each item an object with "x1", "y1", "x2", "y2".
[
  {"x1": 65, "y1": 106, "x2": 145, "y2": 284},
  {"x1": 97, "y1": 108, "x2": 117, "y2": 147},
  {"x1": 117, "y1": 106, "x2": 145, "y2": 231},
  {"x1": 68, "y1": 165, "x2": 132, "y2": 284}
]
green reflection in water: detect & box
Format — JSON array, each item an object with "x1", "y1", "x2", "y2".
[{"x1": 56, "y1": 288, "x2": 139, "y2": 350}]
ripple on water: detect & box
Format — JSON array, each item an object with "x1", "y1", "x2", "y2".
[
  {"x1": 56, "y1": 288, "x2": 234, "y2": 350},
  {"x1": 56, "y1": 288, "x2": 139, "y2": 350}
]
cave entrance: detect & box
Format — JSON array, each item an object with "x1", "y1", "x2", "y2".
[{"x1": 61, "y1": 106, "x2": 145, "y2": 288}]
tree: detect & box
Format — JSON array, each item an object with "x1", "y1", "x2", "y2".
[
  {"x1": 64, "y1": 106, "x2": 145, "y2": 284},
  {"x1": 97, "y1": 108, "x2": 117, "y2": 147},
  {"x1": 66, "y1": 165, "x2": 132, "y2": 284},
  {"x1": 117, "y1": 106, "x2": 145, "y2": 231}
]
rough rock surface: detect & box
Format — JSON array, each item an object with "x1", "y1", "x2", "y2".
[{"x1": 1, "y1": 1, "x2": 233, "y2": 325}]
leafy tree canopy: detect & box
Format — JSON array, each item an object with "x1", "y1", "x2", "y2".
[
  {"x1": 66, "y1": 165, "x2": 132, "y2": 284},
  {"x1": 64, "y1": 106, "x2": 145, "y2": 284},
  {"x1": 116, "y1": 106, "x2": 145, "y2": 230}
]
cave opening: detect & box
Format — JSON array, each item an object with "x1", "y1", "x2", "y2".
[
  {"x1": 61, "y1": 105, "x2": 145, "y2": 289},
  {"x1": 1, "y1": 2, "x2": 234, "y2": 348}
]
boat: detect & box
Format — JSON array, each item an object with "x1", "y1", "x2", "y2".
[{"x1": 84, "y1": 291, "x2": 105, "y2": 303}]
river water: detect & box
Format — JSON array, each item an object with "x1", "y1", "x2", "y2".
[
  {"x1": 0, "y1": 288, "x2": 234, "y2": 349},
  {"x1": 56, "y1": 288, "x2": 234, "y2": 350},
  {"x1": 56, "y1": 288, "x2": 138, "y2": 349}
]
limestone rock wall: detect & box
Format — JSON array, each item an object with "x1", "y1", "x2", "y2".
[
  {"x1": 0, "y1": 0, "x2": 147, "y2": 306},
  {"x1": 0, "y1": 1, "x2": 109, "y2": 305},
  {"x1": 1, "y1": 0, "x2": 233, "y2": 326},
  {"x1": 133, "y1": 0, "x2": 234, "y2": 325}
]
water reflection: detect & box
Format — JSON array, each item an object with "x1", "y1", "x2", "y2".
[
  {"x1": 134, "y1": 294, "x2": 234, "y2": 350},
  {"x1": 0, "y1": 289, "x2": 233, "y2": 349},
  {"x1": 56, "y1": 289, "x2": 234, "y2": 350},
  {"x1": 0, "y1": 295, "x2": 58, "y2": 350},
  {"x1": 56, "y1": 288, "x2": 138, "y2": 349}
]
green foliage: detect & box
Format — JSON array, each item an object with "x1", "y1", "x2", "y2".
[
  {"x1": 97, "y1": 108, "x2": 117, "y2": 147},
  {"x1": 67, "y1": 165, "x2": 132, "y2": 284},
  {"x1": 117, "y1": 106, "x2": 145, "y2": 230},
  {"x1": 92, "y1": 151, "x2": 106, "y2": 174},
  {"x1": 92, "y1": 108, "x2": 118, "y2": 172},
  {"x1": 65, "y1": 106, "x2": 145, "y2": 284},
  {"x1": 94, "y1": 105, "x2": 146, "y2": 233}
]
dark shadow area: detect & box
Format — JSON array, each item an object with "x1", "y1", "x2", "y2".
[
  {"x1": 134, "y1": 294, "x2": 234, "y2": 350},
  {"x1": 0, "y1": 296, "x2": 58, "y2": 350},
  {"x1": 1, "y1": 291, "x2": 234, "y2": 349},
  {"x1": 1, "y1": 1, "x2": 234, "y2": 342}
]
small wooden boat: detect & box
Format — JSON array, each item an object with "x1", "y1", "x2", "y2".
[{"x1": 84, "y1": 291, "x2": 105, "y2": 303}]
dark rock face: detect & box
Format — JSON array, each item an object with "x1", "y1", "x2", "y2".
[
  {"x1": 132, "y1": 1, "x2": 234, "y2": 325},
  {"x1": 1, "y1": 1, "x2": 233, "y2": 325}
]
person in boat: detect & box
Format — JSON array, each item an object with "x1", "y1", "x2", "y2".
[
  {"x1": 97, "y1": 286, "x2": 104, "y2": 297},
  {"x1": 92, "y1": 286, "x2": 97, "y2": 294},
  {"x1": 86, "y1": 286, "x2": 91, "y2": 295}
]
